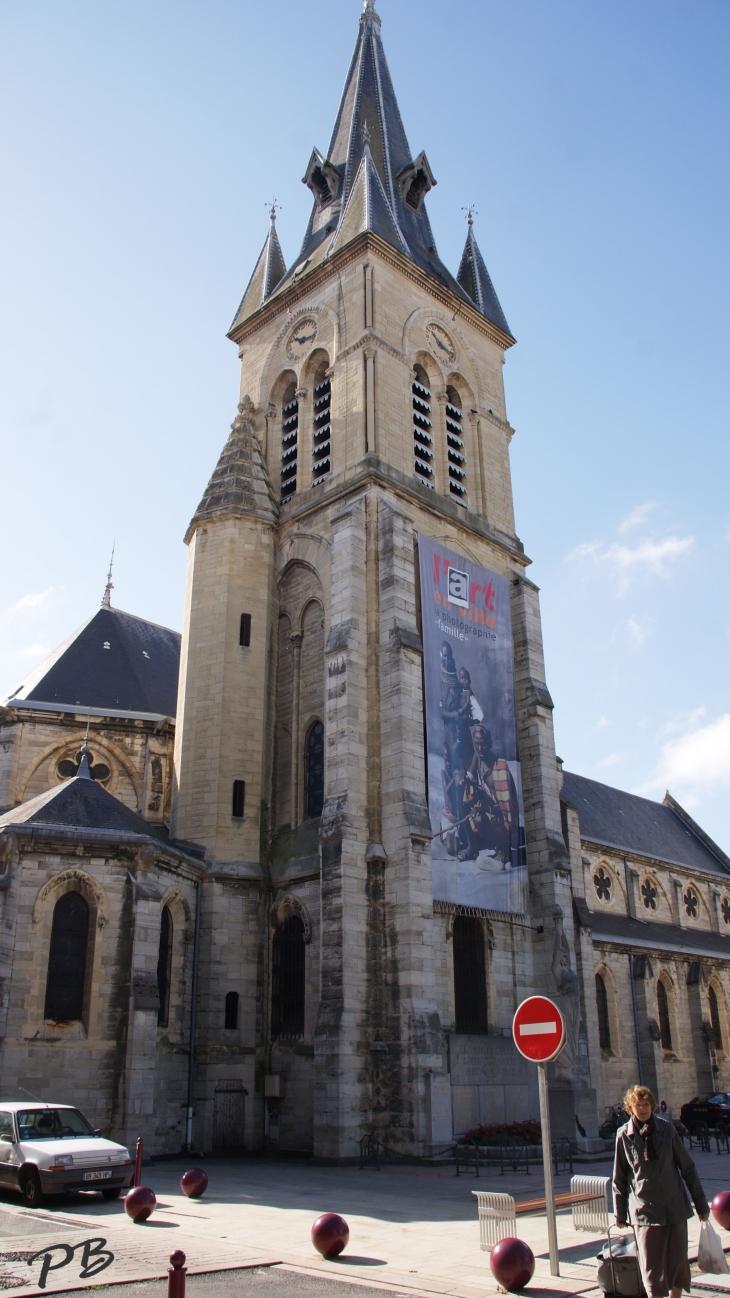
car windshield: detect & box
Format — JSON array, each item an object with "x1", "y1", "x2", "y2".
[
  {"x1": 709, "y1": 1095, "x2": 730, "y2": 1104},
  {"x1": 17, "y1": 1109, "x2": 95, "y2": 1141}
]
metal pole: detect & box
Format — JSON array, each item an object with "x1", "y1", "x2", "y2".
[
  {"x1": 133, "y1": 1136, "x2": 143, "y2": 1188},
  {"x1": 538, "y1": 1062, "x2": 559, "y2": 1277},
  {"x1": 185, "y1": 881, "x2": 202, "y2": 1153}
]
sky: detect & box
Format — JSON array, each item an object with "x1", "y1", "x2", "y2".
[{"x1": 1, "y1": 0, "x2": 728, "y2": 847}]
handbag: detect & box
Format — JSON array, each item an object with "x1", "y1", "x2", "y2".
[
  {"x1": 698, "y1": 1220, "x2": 730, "y2": 1275},
  {"x1": 597, "y1": 1226, "x2": 646, "y2": 1298}
]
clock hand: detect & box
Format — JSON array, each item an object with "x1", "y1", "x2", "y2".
[{"x1": 293, "y1": 332, "x2": 315, "y2": 345}]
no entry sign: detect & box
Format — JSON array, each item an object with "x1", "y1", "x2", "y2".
[{"x1": 512, "y1": 995, "x2": 566, "y2": 1063}]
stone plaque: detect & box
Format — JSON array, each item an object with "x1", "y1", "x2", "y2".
[
  {"x1": 449, "y1": 1034, "x2": 530, "y2": 1087},
  {"x1": 133, "y1": 970, "x2": 160, "y2": 1012}
]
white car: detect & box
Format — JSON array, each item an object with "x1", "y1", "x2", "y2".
[{"x1": 0, "y1": 1103, "x2": 133, "y2": 1207}]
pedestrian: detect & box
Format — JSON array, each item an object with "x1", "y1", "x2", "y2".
[{"x1": 613, "y1": 1084, "x2": 709, "y2": 1298}]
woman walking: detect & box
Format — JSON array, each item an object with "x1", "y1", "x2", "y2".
[{"x1": 614, "y1": 1085, "x2": 709, "y2": 1298}]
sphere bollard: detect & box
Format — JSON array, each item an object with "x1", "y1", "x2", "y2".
[
  {"x1": 124, "y1": 1185, "x2": 157, "y2": 1223},
  {"x1": 712, "y1": 1192, "x2": 730, "y2": 1231},
  {"x1": 180, "y1": 1168, "x2": 208, "y2": 1198},
  {"x1": 168, "y1": 1250, "x2": 186, "y2": 1298},
  {"x1": 311, "y1": 1213, "x2": 350, "y2": 1258},
  {"x1": 489, "y1": 1237, "x2": 535, "y2": 1291}
]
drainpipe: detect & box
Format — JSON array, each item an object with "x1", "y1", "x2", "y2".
[
  {"x1": 186, "y1": 879, "x2": 202, "y2": 1153},
  {"x1": 624, "y1": 859, "x2": 643, "y2": 1085}
]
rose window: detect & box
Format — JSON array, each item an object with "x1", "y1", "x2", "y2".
[
  {"x1": 57, "y1": 750, "x2": 111, "y2": 784},
  {"x1": 641, "y1": 879, "x2": 657, "y2": 910},
  {"x1": 684, "y1": 889, "x2": 698, "y2": 919},
  {"x1": 593, "y1": 868, "x2": 611, "y2": 902},
  {"x1": 722, "y1": 898, "x2": 730, "y2": 927}
]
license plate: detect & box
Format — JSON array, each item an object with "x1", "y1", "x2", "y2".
[{"x1": 83, "y1": 1169, "x2": 113, "y2": 1182}]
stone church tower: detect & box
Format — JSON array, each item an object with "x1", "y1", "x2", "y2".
[{"x1": 173, "y1": 0, "x2": 581, "y2": 1159}]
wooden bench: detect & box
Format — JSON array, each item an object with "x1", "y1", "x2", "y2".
[{"x1": 474, "y1": 1176, "x2": 611, "y2": 1251}]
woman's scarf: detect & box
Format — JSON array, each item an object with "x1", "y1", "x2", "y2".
[{"x1": 634, "y1": 1114, "x2": 660, "y2": 1161}]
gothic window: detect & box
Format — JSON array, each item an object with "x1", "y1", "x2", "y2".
[
  {"x1": 305, "y1": 720, "x2": 324, "y2": 819},
  {"x1": 684, "y1": 888, "x2": 698, "y2": 919},
  {"x1": 594, "y1": 867, "x2": 612, "y2": 902},
  {"x1": 312, "y1": 371, "x2": 331, "y2": 486},
  {"x1": 157, "y1": 906, "x2": 172, "y2": 1028},
  {"x1": 657, "y1": 980, "x2": 672, "y2": 1050},
  {"x1": 224, "y1": 991, "x2": 239, "y2": 1030},
  {"x1": 641, "y1": 878, "x2": 657, "y2": 910},
  {"x1": 44, "y1": 891, "x2": 89, "y2": 1022},
  {"x1": 412, "y1": 366, "x2": 434, "y2": 488},
  {"x1": 445, "y1": 385, "x2": 467, "y2": 504},
  {"x1": 709, "y1": 986, "x2": 723, "y2": 1051},
  {"x1": 453, "y1": 916, "x2": 488, "y2": 1035},
  {"x1": 595, "y1": 972, "x2": 611, "y2": 1049},
  {"x1": 239, "y1": 613, "x2": 251, "y2": 647},
  {"x1": 232, "y1": 780, "x2": 245, "y2": 818},
  {"x1": 57, "y1": 749, "x2": 111, "y2": 784},
  {"x1": 723, "y1": 898, "x2": 730, "y2": 927},
  {"x1": 280, "y1": 383, "x2": 299, "y2": 501},
  {"x1": 271, "y1": 916, "x2": 305, "y2": 1037}
]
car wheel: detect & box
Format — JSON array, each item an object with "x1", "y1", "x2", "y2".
[
  {"x1": 102, "y1": 1188, "x2": 121, "y2": 1200},
  {"x1": 20, "y1": 1168, "x2": 43, "y2": 1208}
]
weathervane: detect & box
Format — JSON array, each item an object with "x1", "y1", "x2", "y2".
[
  {"x1": 462, "y1": 204, "x2": 477, "y2": 228},
  {"x1": 267, "y1": 198, "x2": 280, "y2": 222}
]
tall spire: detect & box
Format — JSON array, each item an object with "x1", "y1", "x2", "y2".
[
  {"x1": 230, "y1": 202, "x2": 287, "y2": 332},
  {"x1": 185, "y1": 396, "x2": 277, "y2": 542},
  {"x1": 457, "y1": 211, "x2": 512, "y2": 339},
  {"x1": 101, "y1": 543, "x2": 114, "y2": 608}
]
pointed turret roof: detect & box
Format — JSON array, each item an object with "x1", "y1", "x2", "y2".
[
  {"x1": 230, "y1": 1, "x2": 512, "y2": 339},
  {"x1": 230, "y1": 206, "x2": 287, "y2": 333},
  {"x1": 457, "y1": 214, "x2": 511, "y2": 338},
  {"x1": 186, "y1": 396, "x2": 277, "y2": 540}
]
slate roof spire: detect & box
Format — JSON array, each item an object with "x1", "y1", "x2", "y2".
[
  {"x1": 457, "y1": 208, "x2": 512, "y2": 339},
  {"x1": 230, "y1": 202, "x2": 287, "y2": 329},
  {"x1": 186, "y1": 396, "x2": 277, "y2": 540},
  {"x1": 101, "y1": 543, "x2": 115, "y2": 609}
]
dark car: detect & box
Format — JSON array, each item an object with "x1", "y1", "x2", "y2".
[{"x1": 680, "y1": 1093, "x2": 730, "y2": 1132}]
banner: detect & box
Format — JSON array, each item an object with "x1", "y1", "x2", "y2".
[{"x1": 417, "y1": 534, "x2": 527, "y2": 913}]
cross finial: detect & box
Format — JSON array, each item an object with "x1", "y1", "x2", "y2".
[
  {"x1": 463, "y1": 204, "x2": 477, "y2": 228},
  {"x1": 267, "y1": 198, "x2": 280, "y2": 222},
  {"x1": 101, "y1": 542, "x2": 115, "y2": 608}
]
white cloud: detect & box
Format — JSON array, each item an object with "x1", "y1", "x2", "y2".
[
  {"x1": 595, "y1": 752, "x2": 624, "y2": 770},
  {"x1": 659, "y1": 706, "x2": 706, "y2": 738},
  {"x1": 567, "y1": 535, "x2": 694, "y2": 592},
  {"x1": 638, "y1": 713, "x2": 730, "y2": 800},
  {"x1": 20, "y1": 643, "x2": 49, "y2": 658},
  {"x1": 628, "y1": 615, "x2": 648, "y2": 645},
  {"x1": 596, "y1": 716, "x2": 611, "y2": 729},
  {"x1": 5, "y1": 588, "x2": 52, "y2": 617},
  {"x1": 619, "y1": 501, "x2": 659, "y2": 534}
]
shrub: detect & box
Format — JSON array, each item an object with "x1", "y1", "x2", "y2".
[{"x1": 463, "y1": 1119, "x2": 542, "y2": 1146}]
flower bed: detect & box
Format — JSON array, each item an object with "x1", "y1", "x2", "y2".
[{"x1": 463, "y1": 1120, "x2": 542, "y2": 1146}]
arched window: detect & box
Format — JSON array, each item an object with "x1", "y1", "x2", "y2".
[
  {"x1": 412, "y1": 366, "x2": 434, "y2": 488},
  {"x1": 224, "y1": 991, "x2": 239, "y2": 1030},
  {"x1": 445, "y1": 385, "x2": 467, "y2": 504},
  {"x1": 157, "y1": 906, "x2": 173, "y2": 1028},
  {"x1": 312, "y1": 369, "x2": 331, "y2": 486},
  {"x1": 271, "y1": 915, "x2": 305, "y2": 1037},
  {"x1": 657, "y1": 979, "x2": 672, "y2": 1050},
  {"x1": 280, "y1": 382, "x2": 299, "y2": 501},
  {"x1": 305, "y1": 721, "x2": 324, "y2": 819},
  {"x1": 709, "y1": 985, "x2": 723, "y2": 1051},
  {"x1": 453, "y1": 916, "x2": 487, "y2": 1034},
  {"x1": 44, "y1": 891, "x2": 89, "y2": 1022},
  {"x1": 595, "y1": 972, "x2": 611, "y2": 1050}
]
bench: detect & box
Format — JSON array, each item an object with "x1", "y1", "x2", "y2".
[{"x1": 473, "y1": 1175, "x2": 611, "y2": 1250}]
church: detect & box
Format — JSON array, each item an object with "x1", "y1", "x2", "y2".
[{"x1": 1, "y1": 0, "x2": 729, "y2": 1162}]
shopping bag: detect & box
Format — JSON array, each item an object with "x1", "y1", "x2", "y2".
[{"x1": 698, "y1": 1220, "x2": 730, "y2": 1275}]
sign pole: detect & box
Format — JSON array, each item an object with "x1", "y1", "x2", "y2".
[{"x1": 538, "y1": 1062, "x2": 559, "y2": 1277}]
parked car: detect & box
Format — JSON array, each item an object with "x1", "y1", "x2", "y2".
[
  {"x1": 0, "y1": 1103, "x2": 133, "y2": 1207},
  {"x1": 680, "y1": 1093, "x2": 730, "y2": 1132}
]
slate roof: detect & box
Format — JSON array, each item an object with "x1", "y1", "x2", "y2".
[
  {"x1": 5, "y1": 606, "x2": 181, "y2": 718},
  {"x1": 0, "y1": 773, "x2": 169, "y2": 842},
  {"x1": 229, "y1": 3, "x2": 513, "y2": 339},
  {"x1": 561, "y1": 770, "x2": 730, "y2": 878},
  {"x1": 186, "y1": 396, "x2": 277, "y2": 539},
  {"x1": 230, "y1": 212, "x2": 287, "y2": 331},
  {"x1": 457, "y1": 221, "x2": 512, "y2": 339},
  {"x1": 585, "y1": 909, "x2": 730, "y2": 961}
]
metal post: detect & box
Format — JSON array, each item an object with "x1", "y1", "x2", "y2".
[
  {"x1": 133, "y1": 1136, "x2": 143, "y2": 1188},
  {"x1": 538, "y1": 1062, "x2": 559, "y2": 1277},
  {"x1": 186, "y1": 880, "x2": 202, "y2": 1153},
  {"x1": 168, "y1": 1250, "x2": 186, "y2": 1298}
]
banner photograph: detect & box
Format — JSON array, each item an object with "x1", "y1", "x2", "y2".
[{"x1": 417, "y1": 534, "x2": 527, "y2": 914}]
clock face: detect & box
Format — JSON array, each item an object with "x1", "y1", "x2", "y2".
[
  {"x1": 286, "y1": 317, "x2": 318, "y2": 361},
  {"x1": 426, "y1": 323, "x2": 456, "y2": 366}
]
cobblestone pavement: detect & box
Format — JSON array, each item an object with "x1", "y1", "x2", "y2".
[{"x1": 0, "y1": 1151, "x2": 727, "y2": 1298}]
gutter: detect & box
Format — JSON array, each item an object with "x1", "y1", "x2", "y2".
[{"x1": 186, "y1": 879, "x2": 202, "y2": 1153}]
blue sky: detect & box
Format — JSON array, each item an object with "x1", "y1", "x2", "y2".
[{"x1": 1, "y1": 0, "x2": 728, "y2": 846}]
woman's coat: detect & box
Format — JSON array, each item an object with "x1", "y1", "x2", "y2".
[{"x1": 613, "y1": 1115, "x2": 709, "y2": 1226}]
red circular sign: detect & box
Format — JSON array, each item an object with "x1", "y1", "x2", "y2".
[{"x1": 512, "y1": 996, "x2": 566, "y2": 1063}]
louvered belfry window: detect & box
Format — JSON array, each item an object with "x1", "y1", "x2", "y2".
[
  {"x1": 312, "y1": 374, "x2": 331, "y2": 485},
  {"x1": 446, "y1": 385, "x2": 467, "y2": 503},
  {"x1": 44, "y1": 891, "x2": 89, "y2": 1022},
  {"x1": 271, "y1": 916, "x2": 305, "y2": 1036},
  {"x1": 412, "y1": 367, "x2": 434, "y2": 488},
  {"x1": 280, "y1": 384, "x2": 299, "y2": 501}
]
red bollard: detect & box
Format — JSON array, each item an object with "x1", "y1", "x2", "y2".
[
  {"x1": 133, "y1": 1136, "x2": 143, "y2": 1188},
  {"x1": 168, "y1": 1250, "x2": 186, "y2": 1298}
]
